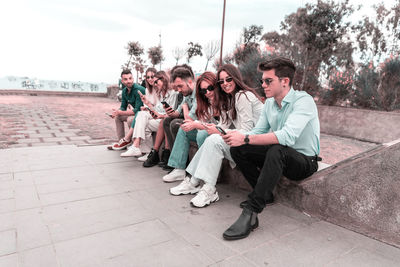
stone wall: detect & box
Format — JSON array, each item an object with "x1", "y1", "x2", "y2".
[
  {"x1": 318, "y1": 105, "x2": 400, "y2": 143},
  {"x1": 107, "y1": 85, "x2": 120, "y2": 100},
  {"x1": 276, "y1": 140, "x2": 400, "y2": 248}
]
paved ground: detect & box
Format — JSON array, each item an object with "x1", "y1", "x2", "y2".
[
  {"x1": 0, "y1": 94, "x2": 377, "y2": 165},
  {"x1": 1, "y1": 145, "x2": 400, "y2": 267},
  {"x1": 1, "y1": 93, "x2": 398, "y2": 266}
]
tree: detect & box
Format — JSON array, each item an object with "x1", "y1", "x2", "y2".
[
  {"x1": 261, "y1": 0, "x2": 356, "y2": 96},
  {"x1": 172, "y1": 47, "x2": 185, "y2": 65},
  {"x1": 233, "y1": 25, "x2": 263, "y2": 65},
  {"x1": 147, "y1": 45, "x2": 164, "y2": 68},
  {"x1": 126, "y1": 41, "x2": 144, "y2": 67},
  {"x1": 186, "y1": 42, "x2": 203, "y2": 63},
  {"x1": 204, "y1": 40, "x2": 220, "y2": 70},
  {"x1": 353, "y1": 1, "x2": 400, "y2": 63}
]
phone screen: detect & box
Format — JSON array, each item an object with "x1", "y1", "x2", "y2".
[{"x1": 216, "y1": 126, "x2": 226, "y2": 135}]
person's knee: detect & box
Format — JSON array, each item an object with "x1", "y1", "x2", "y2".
[
  {"x1": 163, "y1": 117, "x2": 172, "y2": 129},
  {"x1": 266, "y1": 144, "x2": 284, "y2": 159},
  {"x1": 171, "y1": 119, "x2": 182, "y2": 133}
]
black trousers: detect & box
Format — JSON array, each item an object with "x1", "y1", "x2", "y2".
[
  {"x1": 163, "y1": 117, "x2": 183, "y2": 150},
  {"x1": 230, "y1": 144, "x2": 318, "y2": 213}
]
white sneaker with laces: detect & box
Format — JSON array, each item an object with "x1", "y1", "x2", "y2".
[
  {"x1": 137, "y1": 153, "x2": 149, "y2": 162},
  {"x1": 162, "y1": 168, "x2": 185, "y2": 183},
  {"x1": 170, "y1": 177, "x2": 200, "y2": 195},
  {"x1": 120, "y1": 146, "x2": 142, "y2": 157},
  {"x1": 190, "y1": 183, "x2": 219, "y2": 208}
]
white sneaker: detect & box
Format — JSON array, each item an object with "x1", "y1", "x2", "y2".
[
  {"x1": 190, "y1": 183, "x2": 219, "y2": 208},
  {"x1": 137, "y1": 153, "x2": 149, "y2": 162},
  {"x1": 120, "y1": 146, "x2": 142, "y2": 157},
  {"x1": 162, "y1": 168, "x2": 185, "y2": 183},
  {"x1": 170, "y1": 177, "x2": 200, "y2": 196}
]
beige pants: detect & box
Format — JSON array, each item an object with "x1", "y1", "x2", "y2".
[
  {"x1": 132, "y1": 111, "x2": 160, "y2": 153},
  {"x1": 114, "y1": 115, "x2": 134, "y2": 140}
]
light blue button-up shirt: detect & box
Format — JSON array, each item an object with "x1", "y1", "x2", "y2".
[{"x1": 248, "y1": 88, "x2": 320, "y2": 156}]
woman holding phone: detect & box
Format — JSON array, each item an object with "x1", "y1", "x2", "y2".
[
  {"x1": 169, "y1": 64, "x2": 263, "y2": 208},
  {"x1": 121, "y1": 71, "x2": 178, "y2": 157},
  {"x1": 161, "y1": 71, "x2": 224, "y2": 181}
]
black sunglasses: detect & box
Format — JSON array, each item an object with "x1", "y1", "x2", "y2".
[
  {"x1": 260, "y1": 78, "x2": 283, "y2": 86},
  {"x1": 154, "y1": 78, "x2": 161, "y2": 84},
  {"x1": 217, "y1": 77, "x2": 233, "y2": 85},
  {"x1": 199, "y1": 85, "x2": 215, "y2": 95},
  {"x1": 146, "y1": 75, "x2": 154, "y2": 79}
]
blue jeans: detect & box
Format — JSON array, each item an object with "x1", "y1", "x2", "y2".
[{"x1": 167, "y1": 128, "x2": 209, "y2": 169}]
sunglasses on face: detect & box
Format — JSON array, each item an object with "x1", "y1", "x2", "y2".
[
  {"x1": 146, "y1": 75, "x2": 154, "y2": 79},
  {"x1": 199, "y1": 85, "x2": 215, "y2": 95},
  {"x1": 154, "y1": 78, "x2": 161, "y2": 85},
  {"x1": 260, "y1": 78, "x2": 283, "y2": 86},
  {"x1": 217, "y1": 76, "x2": 233, "y2": 85}
]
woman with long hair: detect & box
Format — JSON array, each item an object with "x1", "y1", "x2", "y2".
[
  {"x1": 169, "y1": 64, "x2": 263, "y2": 207},
  {"x1": 161, "y1": 71, "x2": 222, "y2": 183},
  {"x1": 121, "y1": 70, "x2": 178, "y2": 157}
]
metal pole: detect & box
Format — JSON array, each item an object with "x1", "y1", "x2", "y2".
[{"x1": 219, "y1": 0, "x2": 226, "y2": 66}]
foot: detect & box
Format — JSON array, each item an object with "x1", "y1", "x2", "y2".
[
  {"x1": 120, "y1": 145, "x2": 142, "y2": 157},
  {"x1": 109, "y1": 138, "x2": 132, "y2": 151},
  {"x1": 223, "y1": 207, "x2": 258, "y2": 240},
  {"x1": 162, "y1": 168, "x2": 185, "y2": 183},
  {"x1": 170, "y1": 177, "x2": 200, "y2": 196},
  {"x1": 137, "y1": 153, "x2": 149, "y2": 162},
  {"x1": 190, "y1": 183, "x2": 219, "y2": 208},
  {"x1": 239, "y1": 196, "x2": 274, "y2": 208},
  {"x1": 158, "y1": 148, "x2": 171, "y2": 167},
  {"x1": 143, "y1": 149, "x2": 160, "y2": 167}
]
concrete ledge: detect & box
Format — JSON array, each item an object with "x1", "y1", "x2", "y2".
[
  {"x1": 276, "y1": 142, "x2": 400, "y2": 248},
  {"x1": 318, "y1": 105, "x2": 400, "y2": 143},
  {"x1": 0, "y1": 89, "x2": 107, "y2": 97}
]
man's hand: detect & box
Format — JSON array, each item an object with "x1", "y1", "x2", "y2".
[
  {"x1": 165, "y1": 107, "x2": 177, "y2": 117},
  {"x1": 180, "y1": 119, "x2": 197, "y2": 132},
  {"x1": 111, "y1": 109, "x2": 120, "y2": 118},
  {"x1": 222, "y1": 131, "x2": 245, "y2": 147}
]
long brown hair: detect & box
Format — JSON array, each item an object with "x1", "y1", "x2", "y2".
[
  {"x1": 195, "y1": 72, "x2": 220, "y2": 121},
  {"x1": 216, "y1": 64, "x2": 261, "y2": 121},
  {"x1": 154, "y1": 71, "x2": 169, "y2": 98},
  {"x1": 145, "y1": 67, "x2": 157, "y2": 93}
]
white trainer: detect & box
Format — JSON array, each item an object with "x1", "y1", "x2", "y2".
[
  {"x1": 137, "y1": 153, "x2": 149, "y2": 162},
  {"x1": 190, "y1": 183, "x2": 219, "y2": 208},
  {"x1": 170, "y1": 177, "x2": 200, "y2": 196},
  {"x1": 120, "y1": 146, "x2": 142, "y2": 157},
  {"x1": 162, "y1": 168, "x2": 185, "y2": 183}
]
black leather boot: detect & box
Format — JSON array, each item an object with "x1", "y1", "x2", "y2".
[
  {"x1": 157, "y1": 148, "x2": 171, "y2": 167},
  {"x1": 143, "y1": 149, "x2": 160, "y2": 168},
  {"x1": 223, "y1": 207, "x2": 258, "y2": 240}
]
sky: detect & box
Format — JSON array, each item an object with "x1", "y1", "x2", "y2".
[{"x1": 0, "y1": 0, "x2": 394, "y2": 85}]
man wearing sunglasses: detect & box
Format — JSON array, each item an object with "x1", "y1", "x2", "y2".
[
  {"x1": 221, "y1": 57, "x2": 320, "y2": 240},
  {"x1": 107, "y1": 69, "x2": 146, "y2": 150}
]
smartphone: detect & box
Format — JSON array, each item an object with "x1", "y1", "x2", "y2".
[
  {"x1": 161, "y1": 101, "x2": 170, "y2": 108},
  {"x1": 105, "y1": 112, "x2": 113, "y2": 118},
  {"x1": 146, "y1": 107, "x2": 158, "y2": 118},
  {"x1": 215, "y1": 126, "x2": 227, "y2": 135}
]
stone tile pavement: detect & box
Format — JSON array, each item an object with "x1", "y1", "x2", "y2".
[
  {"x1": 1, "y1": 145, "x2": 399, "y2": 267},
  {"x1": 0, "y1": 94, "x2": 378, "y2": 165}
]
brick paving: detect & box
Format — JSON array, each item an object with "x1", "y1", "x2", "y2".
[{"x1": 0, "y1": 94, "x2": 378, "y2": 164}]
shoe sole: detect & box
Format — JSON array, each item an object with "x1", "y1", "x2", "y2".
[
  {"x1": 222, "y1": 219, "x2": 259, "y2": 241},
  {"x1": 169, "y1": 188, "x2": 200, "y2": 196},
  {"x1": 162, "y1": 177, "x2": 184, "y2": 183},
  {"x1": 190, "y1": 195, "x2": 219, "y2": 208},
  {"x1": 111, "y1": 145, "x2": 131, "y2": 151}
]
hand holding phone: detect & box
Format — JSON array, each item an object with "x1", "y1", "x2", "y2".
[
  {"x1": 161, "y1": 101, "x2": 170, "y2": 108},
  {"x1": 215, "y1": 126, "x2": 227, "y2": 135}
]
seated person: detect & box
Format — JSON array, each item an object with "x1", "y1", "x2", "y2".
[
  {"x1": 222, "y1": 57, "x2": 320, "y2": 240},
  {"x1": 121, "y1": 71, "x2": 178, "y2": 157},
  {"x1": 169, "y1": 64, "x2": 263, "y2": 208},
  {"x1": 108, "y1": 69, "x2": 149, "y2": 150},
  {"x1": 162, "y1": 71, "x2": 222, "y2": 183}
]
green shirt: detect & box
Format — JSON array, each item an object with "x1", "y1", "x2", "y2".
[
  {"x1": 120, "y1": 83, "x2": 146, "y2": 114},
  {"x1": 248, "y1": 88, "x2": 320, "y2": 156}
]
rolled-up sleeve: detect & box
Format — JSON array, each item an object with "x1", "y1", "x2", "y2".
[{"x1": 274, "y1": 96, "x2": 317, "y2": 147}]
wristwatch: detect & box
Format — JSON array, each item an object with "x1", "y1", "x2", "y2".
[{"x1": 244, "y1": 134, "x2": 250, "y2": 145}]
